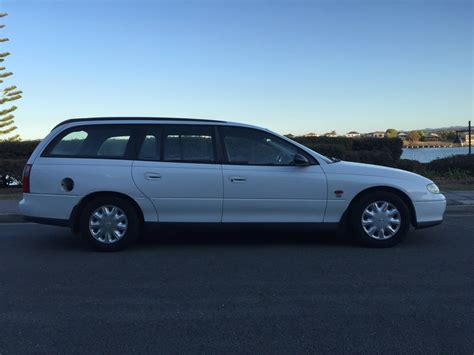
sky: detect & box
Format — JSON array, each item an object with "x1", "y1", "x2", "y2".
[{"x1": 1, "y1": 0, "x2": 473, "y2": 140}]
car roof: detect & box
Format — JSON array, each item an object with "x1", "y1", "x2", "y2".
[
  {"x1": 53, "y1": 117, "x2": 228, "y2": 129},
  {"x1": 52, "y1": 117, "x2": 267, "y2": 133}
]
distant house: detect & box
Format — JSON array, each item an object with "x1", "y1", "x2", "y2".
[
  {"x1": 304, "y1": 132, "x2": 319, "y2": 137},
  {"x1": 397, "y1": 132, "x2": 408, "y2": 140},
  {"x1": 465, "y1": 133, "x2": 473, "y2": 143},
  {"x1": 426, "y1": 132, "x2": 441, "y2": 141},
  {"x1": 323, "y1": 131, "x2": 338, "y2": 138},
  {"x1": 345, "y1": 131, "x2": 360, "y2": 138},
  {"x1": 367, "y1": 131, "x2": 385, "y2": 139}
]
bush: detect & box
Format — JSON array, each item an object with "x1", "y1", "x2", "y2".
[
  {"x1": 291, "y1": 136, "x2": 403, "y2": 164},
  {"x1": 294, "y1": 136, "x2": 354, "y2": 150},
  {"x1": 396, "y1": 159, "x2": 427, "y2": 174},
  {"x1": 0, "y1": 159, "x2": 26, "y2": 187},
  {"x1": 293, "y1": 136, "x2": 471, "y2": 181},
  {"x1": 426, "y1": 154, "x2": 474, "y2": 175},
  {"x1": 396, "y1": 155, "x2": 474, "y2": 184},
  {"x1": 0, "y1": 141, "x2": 39, "y2": 187},
  {"x1": 343, "y1": 150, "x2": 396, "y2": 166},
  {"x1": 0, "y1": 140, "x2": 40, "y2": 159},
  {"x1": 352, "y1": 138, "x2": 403, "y2": 162},
  {"x1": 307, "y1": 143, "x2": 346, "y2": 159}
]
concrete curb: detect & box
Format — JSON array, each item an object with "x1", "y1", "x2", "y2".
[
  {"x1": 445, "y1": 205, "x2": 474, "y2": 214},
  {"x1": 1, "y1": 205, "x2": 474, "y2": 224},
  {"x1": 0, "y1": 214, "x2": 26, "y2": 223}
]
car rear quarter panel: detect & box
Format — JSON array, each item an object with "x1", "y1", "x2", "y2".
[{"x1": 25, "y1": 157, "x2": 157, "y2": 222}]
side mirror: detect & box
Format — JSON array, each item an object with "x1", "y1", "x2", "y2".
[{"x1": 293, "y1": 153, "x2": 309, "y2": 166}]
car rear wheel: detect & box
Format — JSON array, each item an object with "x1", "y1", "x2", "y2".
[
  {"x1": 350, "y1": 191, "x2": 410, "y2": 247},
  {"x1": 79, "y1": 196, "x2": 141, "y2": 251}
]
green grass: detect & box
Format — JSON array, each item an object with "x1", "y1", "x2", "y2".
[
  {"x1": 438, "y1": 183, "x2": 474, "y2": 191},
  {"x1": 0, "y1": 194, "x2": 21, "y2": 200},
  {"x1": 432, "y1": 174, "x2": 474, "y2": 191},
  {"x1": 0, "y1": 187, "x2": 22, "y2": 200}
]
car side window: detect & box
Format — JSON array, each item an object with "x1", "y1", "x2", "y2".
[
  {"x1": 163, "y1": 125, "x2": 216, "y2": 163},
  {"x1": 44, "y1": 126, "x2": 133, "y2": 159},
  {"x1": 220, "y1": 126, "x2": 303, "y2": 166}
]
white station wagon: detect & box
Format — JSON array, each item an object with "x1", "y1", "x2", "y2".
[{"x1": 20, "y1": 117, "x2": 446, "y2": 251}]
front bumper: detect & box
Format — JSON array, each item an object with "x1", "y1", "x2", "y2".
[{"x1": 413, "y1": 198, "x2": 447, "y2": 229}]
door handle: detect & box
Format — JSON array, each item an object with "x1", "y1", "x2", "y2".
[
  {"x1": 145, "y1": 172, "x2": 162, "y2": 180},
  {"x1": 229, "y1": 176, "x2": 246, "y2": 183}
]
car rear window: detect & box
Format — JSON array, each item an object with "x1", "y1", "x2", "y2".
[{"x1": 44, "y1": 125, "x2": 133, "y2": 159}]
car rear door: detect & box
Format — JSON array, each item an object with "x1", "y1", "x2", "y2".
[
  {"x1": 219, "y1": 126, "x2": 327, "y2": 222},
  {"x1": 132, "y1": 124, "x2": 223, "y2": 222}
]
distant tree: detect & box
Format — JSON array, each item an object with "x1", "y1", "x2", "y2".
[
  {"x1": 385, "y1": 128, "x2": 398, "y2": 138},
  {"x1": 323, "y1": 130, "x2": 337, "y2": 137},
  {"x1": 437, "y1": 130, "x2": 457, "y2": 141},
  {"x1": 417, "y1": 130, "x2": 426, "y2": 142},
  {"x1": 0, "y1": 13, "x2": 22, "y2": 141},
  {"x1": 407, "y1": 130, "x2": 422, "y2": 142},
  {"x1": 446, "y1": 131, "x2": 457, "y2": 141}
]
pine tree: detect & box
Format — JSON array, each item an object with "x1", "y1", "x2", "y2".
[{"x1": 0, "y1": 13, "x2": 22, "y2": 141}]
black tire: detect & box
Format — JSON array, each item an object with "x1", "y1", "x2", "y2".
[
  {"x1": 349, "y1": 191, "x2": 411, "y2": 247},
  {"x1": 79, "y1": 195, "x2": 141, "y2": 251}
]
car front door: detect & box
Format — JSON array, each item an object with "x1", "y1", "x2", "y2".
[
  {"x1": 219, "y1": 126, "x2": 327, "y2": 222},
  {"x1": 132, "y1": 124, "x2": 223, "y2": 222}
]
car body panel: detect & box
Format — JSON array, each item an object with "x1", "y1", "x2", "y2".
[
  {"x1": 319, "y1": 161, "x2": 446, "y2": 223},
  {"x1": 413, "y1": 200, "x2": 447, "y2": 224},
  {"x1": 26, "y1": 157, "x2": 158, "y2": 222},
  {"x1": 221, "y1": 164, "x2": 327, "y2": 222},
  {"x1": 132, "y1": 161, "x2": 223, "y2": 222},
  {"x1": 20, "y1": 193, "x2": 81, "y2": 220}
]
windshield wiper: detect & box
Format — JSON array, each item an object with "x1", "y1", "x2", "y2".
[{"x1": 330, "y1": 157, "x2": 341, "y2": 163}]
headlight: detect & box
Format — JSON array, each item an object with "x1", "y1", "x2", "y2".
[{"x1": 426, "y1": 183, "x2": 440, "y2": 194}]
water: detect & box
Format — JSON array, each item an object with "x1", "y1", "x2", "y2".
[{"x1": 401, "y1": 147, "x2": 471, "y2": 163}]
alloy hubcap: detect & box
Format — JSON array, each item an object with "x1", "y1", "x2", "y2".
[
  {"x1": 89, "y1": 205, "x2": 128, "y2": 244},
  {"x1": 361, "y1": 201, "x2": 401, "y2": 240}
]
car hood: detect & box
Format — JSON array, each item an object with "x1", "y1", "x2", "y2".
[{"x1": 323, "y1": 161, "x2": 432, "y2": 183}]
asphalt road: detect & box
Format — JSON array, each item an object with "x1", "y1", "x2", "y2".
[{"x1": 0, "y1": 217, "x2": 473, "y2": 354}]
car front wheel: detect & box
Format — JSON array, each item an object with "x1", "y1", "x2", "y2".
[
  {"x1": 350, "y1": 191, "x2": 411, "y2": 247},
  {"x1": 79, "y1": 196, "x2": 141, "y2": 251}
]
